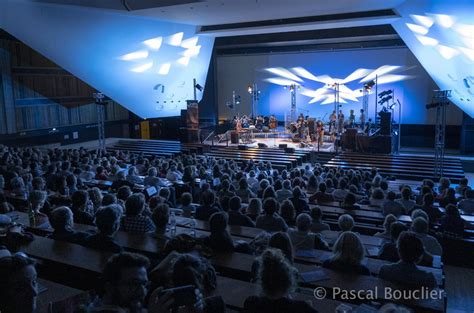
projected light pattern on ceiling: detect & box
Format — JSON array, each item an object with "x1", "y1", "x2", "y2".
[
  {"x1": 264, "y1": 66, "x2": 413, "y2": 105},
  {"x1": 392, "y1": 0, "x2": 474, "y2": 117},
  {"x1": 120, "y1": 33, "x2": 201, "y2": 75}
]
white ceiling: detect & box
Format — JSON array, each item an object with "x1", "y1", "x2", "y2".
[
  {"x1": 25, "y1": 0, "x2": 407, "y2": 26},
  {"x1": 130, "y1": 0, "x2": 407, "y2": 26}
]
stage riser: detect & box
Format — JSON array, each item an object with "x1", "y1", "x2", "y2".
[{"x1": 327, "y1": 160, "x2": 464, "y2": 173}]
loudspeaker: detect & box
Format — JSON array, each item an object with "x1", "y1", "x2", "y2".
[
  {"x1": 285, "y1": 147, "x2": 295, "y2": 153},
  {"x1": 279, "y1": 144, "x2": 287, "y2": 149},
  {"x1": 379, "y1": 111, "x2": 391, "y2": 136},
  {"x1": 230, "y1": 131, "x2": 239, "y2": 144},
  {"x1": 258, "y1": 143, "x2": 268, "y2": 148},
  {"x1": 238, "y1": 145, "x2": 248, "y2": 150}
]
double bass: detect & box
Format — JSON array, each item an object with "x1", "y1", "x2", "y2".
[{"x1": 269, "y1": 115, "x2": 278, "y2": 129}]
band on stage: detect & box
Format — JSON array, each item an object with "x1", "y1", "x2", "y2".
[{"x1": 232, "y1": 109, "x2": 369, "y2": 146}]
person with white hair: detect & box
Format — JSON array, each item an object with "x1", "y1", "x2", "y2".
[
  {"x1": 126, "y1": 166, "x2": 144, "y2": 185},
  {"x1": 48, "y1": 206, "x2": 88, "y2": 244},
  {"x1": 338, "y1": 214, "x2": 354, "y2": 232}
]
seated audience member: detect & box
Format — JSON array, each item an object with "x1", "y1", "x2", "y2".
[
  {"x1": 143, "y1": 167, "x2": 162, "y2": 190},
  {"x1": 374, "y1": 214, "x2": 397, "y2": 241},
  {"x1": 396, "y1": 187, "x2": 416, "y2": 213},
  {"x1": 338, "y1": 214, "x2": 355, "y2": 232},
  {"x1": 89, "y1": 252, "x2": 171, "y2": 312},
  {"x1": 310, "y1": 206, "x2": 330, "y2": 232},
  {"x1": 158, "y1": 187, "x2": 174, "y2": 208},
  {"x1": 411, "y1": 208, "x2": 430, "y2": 223},
  {"x1": 309, "y1": 182, "x2": 334, "y2": 204},
  {"x1": 439, "y1": 204, "x2": 465, "y2": 238},
  {"x1": 48, "y1": 206, "x2": 88, "y2": 244},
  {"x1": 322, "y1": 231, "x2": 370, "y2": 275},
  {"x1": 235, "y1": 178, "x2": 256, "y2": 203},
  {"x1": 289, "y1": 213, "x2": 329, "y2": 251},
  {"x1": 84, "y1": 205, "x2": 123, "y2": 253},
  {"x1": 102, "y1": 193, "x2": 118, "y2": 207},
  {"x1": 378, "y1": 222, "x2": 407, "y2": 262},
  {"x1": 458, "y1": 188, "x2": 474, "y2": 214},
  {"x1": 411, "y1": 217, "x2": 443, "y2": 256},
  {"x1": 289, "y1": 186, "x2": 309, "y2": 214},
  {"x1": 382, "y1": 191, "x2": 406, "y2": 217},
  {"x1": 370, "y1": 188, "x2": 385, "y2": 207},
  {"x1": 66, "y1": 174, "x2": 78, "y2": 195},
  {"x1": 279, "y1": 200, "x2": 296, "y2": 227},
  {"x1": 201, "y1": 212, "x2": 234, "y2": 253},
  {"x1": 121, "y1": 193, "x2": 155, "y2": 233},
  {"x1": 195, "y1": 190, "x2": 220, "y2": 221},
  {"x1": 341, "y1": 193, "x2": 360, "y2": 211},
  {"x1": 88, "y1": 187, "x2": 103, "y2": 212},
  {"x1": 166, "y1": 165, "x2": 183, "y2": 182},
  {"x1": 111, "y1": 170, "x2": 134, "y2": 191},
  {"x1": 126, "y1": 166, "x2": 144, "y2": 185},
  {"x1": 256, "y1": 198, "x2": 288, "y2": 232},
  {"x1": 151, "y1": 203, "x2": 170, "y2": 240},
  {"x1": 0, "y1": 193, "x2": 15, "y2": 214},
  {"x1": 28, "y1": 190, "x2": 49, "y2": 227},
  {"x1": 0, "y1": 252, "x2": 38, "y2": 313},
  {"x1": 332, "y1": 179, "x2": 349, "y2": 202},
  {"x1": 216, "y1": 179, "x2": 235, "y2": 199},
  {"x1": 71, "y1": 190, "x2": 95, "y2": 225},
  {"x1": 455, "y1": 177, "x2": 469, "y2": 195},
  {"x1": 171, "y1": 254, "x2": 225, "y2": 313},
  {"x1": 262, "y1": 186, "x2": 277, "y2": 200},
  {"x1": 94, "y1": 166, "x2": 108, "y2": 180},
  {"x1": 437, "y1": 177, "x2": 451, "y2": 197},
  {"x1": 179, "y1": 192, "x2": 195, "y2": 218},
  {"x1": 246, "y1": 198, "x2": 262, "y2": 221},
  {"x1": 244, "y1": 248, "x2": 317, "y2": 313},
  {"x1": 228, "y1": 196, "x2": 255, "y2": 227},
  {"x1": 379, "y1": 231, "x2": 437, "y2": 288},
  {"x1": 421, "y1": 193, "x2": 442, "y2": 224},
  {"x1": 439, "y1": 187, "x2": 457, "y2": 208},
  {"x1": 79, "y1": 165, "x2": 95, "y2": 181},
  {"x1": 276, "y1": 180, "x2": 293, "y2": 202}
]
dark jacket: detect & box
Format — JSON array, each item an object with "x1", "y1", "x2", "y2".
[
  {"x1": 83, "y1": 233, "x2": 123, "y2": 253},
  {"x1": 195, "y1": 205, "x2": 220, "y2": 221},
  {"x1": 228, "y1": 210, "x2": 256, "y2": 227},
  {"x1": 48, "y1": 229, "x2": 89, "y2": 245}
]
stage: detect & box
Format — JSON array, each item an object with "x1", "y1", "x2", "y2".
[{"x1": 203, "y1": 126, "x2": 337, "y2": 152}]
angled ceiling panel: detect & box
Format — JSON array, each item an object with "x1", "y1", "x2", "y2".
[
  {"x1": 392, "y1": 0, "x2": 474, "y2": 117},
  {"x1": 1, "y1": 0, "x2": 214, "y2": 118}
]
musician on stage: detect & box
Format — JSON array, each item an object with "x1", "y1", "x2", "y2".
[
  {"x1": 329, "y1": 110, "x2": 337, "y2": 133},
  {"x1": 359, "y1": 109, "x2": 366, "y2": 131},
  {"x1": 269, "y1": 115, "x2": 278, "y2": 130},
  {"x1": 348, "y1": 109, "x2": 356, "y2": 128},
  {"x1": 297, "y1": 113, "x2": 305, "y2": 125},
  {"x1": 316, "y1": 120, "x2": 325, "y2": 145},
  {"x1": 337, "y1": 110, "x2": 345, "y2": 134}
]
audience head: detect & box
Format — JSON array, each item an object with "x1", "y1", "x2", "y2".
[
  {"x1": 29, "y1": 190, "x2": 47, "y2": 210},
  {"x1": 268, "y1": 232, "x2": 294, "y2": 264},
  {"x1": 117, "y1": 186, "x2": 132, "y2": 202},
  {"x1": 95, "y1": 205, "x2": 121, "y2": 236},
  {"x1": 50, "y1": 206, "x2": 74, "y2": 231},
  {"x1": 180, "y1": 192, "x2": 193, "y2": 207},
  {"x1": 101, "y1": 252, "x2": 150, "y2": 308},
  {"x1": 209, "y1": 212, "x2": 228, "y2": 234},
  {"x1": 397, "y1": 231, "x2": 424, "y2": 263},
  {"x1": 383, "y1": 214, "x2": 397, "y2": 233},
  {"x1": 401, "y1": 187, "x2": 412, "y2": 200},
  {"x1": 295, "y1": 213, "x2": 313, "y2": 232},
  {"x1": 390, "y1": 222, "x2": 407, "y2": 242},
  {"x1": 263, "y1": 198, "x2": 279, "y2": 215},
  {"x1": 310, "y1": 206, "x2": 323, "y2": 222},
  {"x1": 229, "y1": 196, "x2": 242, "y2": 212},
  {"x1": 411, "y1": 208, "x2": 429, "y2": 222},
  {"x1": 318, "y1": 182, "x2": 327, "y2": 193},
  {"x1": 125, "y1": 193, "x2": 146, "y2": 217},
  {"x1": 172, "y1": 253, "x2": 215, "y2": 296},
  {"x1": 257, "y1": 248, "x2": 296, "y2": 299},
  {"x1": 247, "y1": 198, "x2": 262, "y2": 217},
  {"x1": 102, "y1": 193, "x2": 117, "y2": 206},
  {"x1": 411, "y1": 217, "x2": 429, "y2": 234},
  {"x1": 332, "y1": 231, "x2": 365, "y2": 266},
  {"x1": 151, "y1": 204, "x2": 169, "y2": 231},
  {"x1": 280, "y1": 200, "x2": 295, "y2": 222},
  {"x1": 338, "y1": 214, "x2": 354, "y2": 232},
  {"x1": 371, "y1": 188, "x2": 385, "y2": 200},
  {"x1": 445, "y1": 204, "x2": 460, "y2": 218},
  {"x1": 343, "y1": 193, "x2": 357, "y2": 206},
  {"x1": 0, "y1": 252, "x2": 38, "y2": 313},
  {"x1": 387, "y1": 191, "x2": 396, "y2": 201}
]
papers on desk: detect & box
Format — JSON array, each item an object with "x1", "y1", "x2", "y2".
[
  {"x1": 300, "y1": 270, "x2": 330, "y2": 283},
  {"x1": 295, "y1": 249, "x2": 318, "y2": 258}
]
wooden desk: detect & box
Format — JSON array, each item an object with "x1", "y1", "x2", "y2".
[{"x1": 37, "y1": 279, "x2": 85, "y2": 313}]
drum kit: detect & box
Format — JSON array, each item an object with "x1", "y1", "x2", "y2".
[{"x1": 232, "y1": 114, "x2": 278, "y2": 144}]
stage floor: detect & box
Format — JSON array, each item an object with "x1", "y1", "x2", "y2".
[{"x1": 203, "y1": 129, "x2": 336, "y2": 152}]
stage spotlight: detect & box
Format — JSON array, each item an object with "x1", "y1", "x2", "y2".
[
  {"x1": 364, "y1": 81, "x2": 375, "y2": 90},
  {"x1": 247, "y1": 85, "x2": 253, "y2": 94}
]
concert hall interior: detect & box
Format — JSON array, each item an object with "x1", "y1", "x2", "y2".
[{"x1": 1, "y1": 1, "x2": 474, "y2": 313}]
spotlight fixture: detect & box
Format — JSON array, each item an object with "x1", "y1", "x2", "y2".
[
  {"x1": 247, "y1": 85, "x2": 253, "y2": 94},
  {"x1": 194, "y1": 83, "x2": 203, "y2": 92}
]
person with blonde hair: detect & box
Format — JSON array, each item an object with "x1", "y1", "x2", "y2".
[
  {"x1": 322, "y1": 231, "x2": 370, "y2": 275},
  {"x1": 374, "y1": 214, "x2": 397, "y2": 241},
  {"x1": 244, "y1": 248, "x2": 317, "y2": 313}
]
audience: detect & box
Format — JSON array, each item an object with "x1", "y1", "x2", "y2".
[
  {"x1": 374, "y1": 214, "x2": 398, "y2": 241},
  {"x1": 288, "y1": 213, "x2": 329, "y2": 251},
  {"x1": 228, "y1": 196, "x2": 255, "y2": 227},
  {"x1": 151, "y1": 203, "x2": 170, "y2": 240},
  {"x1": 244, "y1": 248, "x2": 316, "y2": 313},
  {"x1": 121, "y1": 193, "x2": 155, "y2": 233},
  {"x1": 458, "y1": 189, "x2": 474, "y2": 214},
  {"x1": 201, "y1": 212, "x2": 235, "y2": 253},
  {"x1": 48, "y1": 206, "x2": 88, "y2": 244},
  {"x1": 378, "y1": 222, "x2": 408, "y2": 262},
  {"x1": 256, "y1": 198, "x2": 288, "y2": 232},
  {"x1": 322, "y1": 231, "x2": 370, "y2": 275},
  {"x1": 411, "y1": 217, "x2": 443, "y2": 256},
  {"x1": 310, "y1": 206, "x2": 330, "y2": 232},
  {"x1": 439, "y1": 204, "x2": 465, "y2": 238},
  {"x1": 379, "y1": 231, "x2": 437, "y2": 288},
  {"x1": 338, "y1": 214, "x2": 355, "y2": 232},
  {"x1": 84, "y1": 204, "x2": 123, "y2": 253},
  {"x1": 246, "y1": 198, "x2": 262, "y2": 221},
  {"x1": 382, "y1": 191, "x2": 406, "y2": 217}
]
